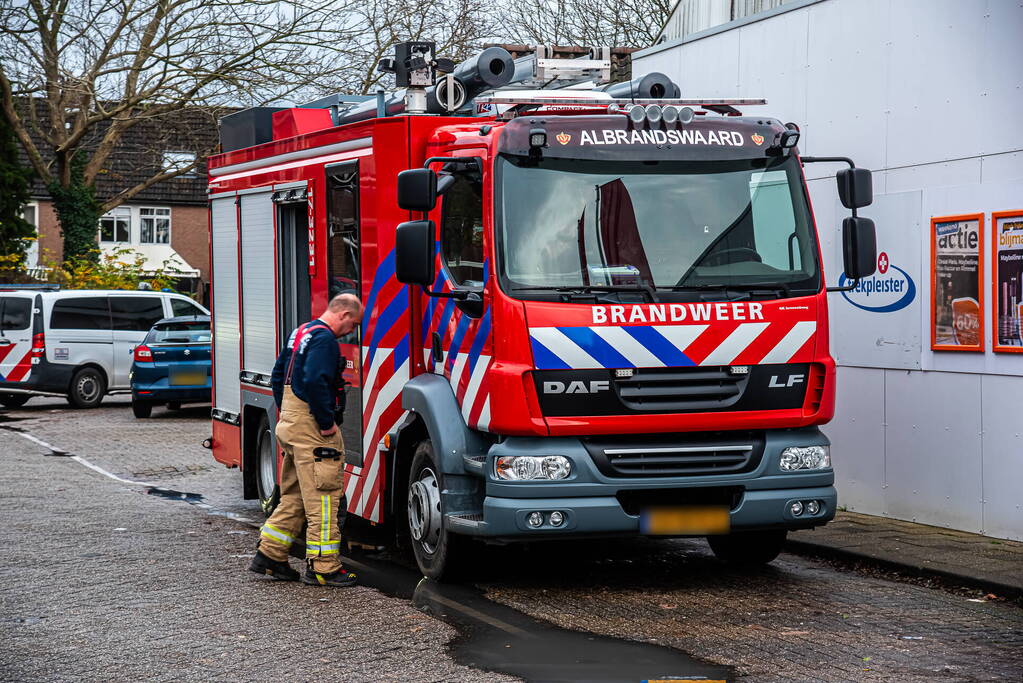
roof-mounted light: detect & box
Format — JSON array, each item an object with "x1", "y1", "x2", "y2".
[
  {"x1": 661, "y1": 105, "x2": 679, "y2": 124},
  {"x1": 644, "y1": 104, "x2": 662, "y2": 123}
]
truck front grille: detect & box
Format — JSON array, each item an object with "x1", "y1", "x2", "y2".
[
  {"x1": 614, "y1": 366, "x2": 749, "y2": 412},
  {"x1": 582, "y1": 431, "x2": 765, "y2": 478}
]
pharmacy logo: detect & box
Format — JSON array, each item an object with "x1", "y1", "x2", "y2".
[{"x1": 839, "y1": 251, "x2": 916, "y2": 313}]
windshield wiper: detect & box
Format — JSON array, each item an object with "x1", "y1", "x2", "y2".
[
  {"x1": 665, "y1": 283, "x2": 792, "y2": 301},
  {"x1": 511, "y1": 284, "x2": 658, "y2": 303}
]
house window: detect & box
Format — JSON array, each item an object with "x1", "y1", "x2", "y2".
[
  {"x1": 140, "y1": 207, "x2": 171, "y2": 244},
  {"x1": 99, "y1": 208, "x2": 131, "y2": 243},
  {"x1": 163, "y1": 151, "x2": 197, "y2": 176}
]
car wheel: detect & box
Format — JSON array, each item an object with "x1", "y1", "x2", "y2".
[
  {"x1": 407, "y1": 440, "x2": 468, "y2": 581},
  {"x1": 256, "y1": 417, "x2": 279, "y2": 516},
  {"x1": 131, "y1": 400, "x2": 153, "y2": 418},
  {"x1": 66, "y1": 367, "x2": 105, "y2": 408},
  {"x1": 707, "y1": 530, "x2": 787, "y2": 566},
  {"x1": 0, "y1": 393, "x2": 30, "y2": 409}
]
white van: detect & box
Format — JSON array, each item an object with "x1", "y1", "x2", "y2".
[{"x1": 0, "y1": 287, "x2": 209, "y2": 408}]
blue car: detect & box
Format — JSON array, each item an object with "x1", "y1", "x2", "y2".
[{"x1": 130, "y1": 315, "x2": 211, "y2": 418}]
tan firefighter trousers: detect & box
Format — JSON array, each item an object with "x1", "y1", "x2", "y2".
[{"x1": 258, "y1": 387, "x2": 345, "y2": 573}]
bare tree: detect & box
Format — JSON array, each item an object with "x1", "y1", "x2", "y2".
[
  {"x1": 321, "y1": 0, "x2": 500, "y2": 96},
  {"x1": 498, "y1": 0, "x2": 673, "y2": 49},
  {"x1": 0, "y1": 0, "x2": 355, "y2": 260}
]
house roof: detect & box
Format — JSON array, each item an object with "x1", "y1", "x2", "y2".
[{"x1": 18, "y1": 100, "x2": 230, "y2": 206}]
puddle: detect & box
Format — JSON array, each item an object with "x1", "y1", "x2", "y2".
[
  {"x1": 346, "y1": 552, "x2": 732, "y2": 682},
  {"x1": 145, "y1": 485, "x2": 732, "y2": 681},
  {"x1": 144, "y1": 487, "x2": 261, "y2": 528}
]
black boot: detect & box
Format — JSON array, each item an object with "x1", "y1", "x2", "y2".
[
  {"x1": 248, "y1": 550, "x2": 300, "y2": 581},
  {"x1": 302, "y1": 565, "x2": 358, "y2": 587}
]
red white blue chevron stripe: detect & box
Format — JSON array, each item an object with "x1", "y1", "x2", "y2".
[
  {"x1": 530, "y1": 321, "x2": 816, "y2": 369},
  {"x1": 0, "y1": 341, "x2": 33, "y2": 382},
  {"x1": 344, "y1": 248, "x2": 409, "y2": 523},
  {"x1": 421, "y1": 249, "x2": 494, "y2": 431}
]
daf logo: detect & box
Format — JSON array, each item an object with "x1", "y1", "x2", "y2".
[
  {"x1": 543, "y1": 380, "x2": 610, "y2": 394},
  {"x1": 768, "y1": 374, "x2": 804, "y2": 388}
]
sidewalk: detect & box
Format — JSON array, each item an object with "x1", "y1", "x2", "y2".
[{"x1": 787, "y1": 511, "x2": 1023, "y2": 599}]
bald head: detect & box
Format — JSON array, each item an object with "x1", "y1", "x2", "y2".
[{"x1": 320, "y1": 293, "x2": 363, "y2": 337}]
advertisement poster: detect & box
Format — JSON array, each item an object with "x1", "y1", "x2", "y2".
[
  {"x1": 993, "y1": 210, "x2": 1023, "y2": 352},
  {"x1": 931, "y1": 214, "x2": 984, "y2": 351}
]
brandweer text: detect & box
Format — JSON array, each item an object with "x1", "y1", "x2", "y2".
[{"x1": 592, "y1": 302, "x2": 764, "y2": 324}]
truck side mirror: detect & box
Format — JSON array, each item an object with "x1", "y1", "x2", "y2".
[
  {"x1": 836, "y1": 168, "x2": 872, "y2": 209},
  {"x1": 397, "y1": 169, "x2": 437, "y2": 212},
  {"x1": 395, "y1": 220, "x2": 435, "y2": 287},
  {"x1": 842, "y1": 216, "x2": 877, "y2": 279}
]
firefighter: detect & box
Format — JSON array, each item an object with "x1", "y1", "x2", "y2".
[{"x1": 249, "y1": 293, "x2": 364, "y2": 587}]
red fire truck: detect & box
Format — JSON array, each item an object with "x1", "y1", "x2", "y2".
[{"x1": 207, "y1": 43, "x2": 876, "y2": 578}]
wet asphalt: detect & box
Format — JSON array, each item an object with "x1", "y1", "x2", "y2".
[{"x1": 2, "y1": 397, "x2": 1021, "y2": 682}]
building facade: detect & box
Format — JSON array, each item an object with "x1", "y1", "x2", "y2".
[
  {"x1": 635, "y1": 0, "x2": 1023, "y2": 539},
  {"x1": 20, "y1": 106, "x2": 219, "y2": 299}
]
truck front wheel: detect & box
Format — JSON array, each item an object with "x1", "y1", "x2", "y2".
[
  {"x1": 407, "y1": 440, "x2": 467, "y2": 581},
  {"x1": 707, "y1": 529, "x2": 787, "y2": 566}
]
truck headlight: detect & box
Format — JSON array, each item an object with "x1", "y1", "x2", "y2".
[
  {"x1": 495, "y1": 455, "x2": 572, "y2": 480},
  {"x1": 779, "y1": 445, "x2": 831, "y2": 471}
]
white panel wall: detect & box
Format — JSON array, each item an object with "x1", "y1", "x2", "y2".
[
  {"x1": 211, "y1": 196, "x2": 240, "y2": 415},
  {"x1": 980, "y1": 374, "x2": 1023, "y2": 539},
  {"x1": 240, "y1": 193, "x2": 277, "y2": 375},
  {"x1": 823, "y1": 366, "x2": 886, "y2": 513},
  {"x1": 883, "y1": 370, "x2": 984, "y2": 531},
  {"x1": 636, "y1": 0, "x2": 1023, "y2": 539}
]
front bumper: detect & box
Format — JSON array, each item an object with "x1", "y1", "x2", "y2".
[
  {"x1": 448, "y1": 426, "x2": 836, "y2": 539},
  {"x1": 475, "y1": 485, "x2": 836, "y2": 537}
]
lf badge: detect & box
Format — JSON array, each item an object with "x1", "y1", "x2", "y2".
[{"x1": 556, "y1": 132, "x2": 571, "y2": 145}]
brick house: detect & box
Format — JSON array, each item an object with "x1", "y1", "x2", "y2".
[{"x1": 20, "y1": 105, "x2": 222, "y2": 301}]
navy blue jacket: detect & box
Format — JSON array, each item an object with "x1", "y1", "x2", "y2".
[{"x1": 271, "y1": 320, "x2": 339, "y2": 431}]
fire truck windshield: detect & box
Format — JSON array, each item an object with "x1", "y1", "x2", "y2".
[{"x1": 496, "y1": 155, "x2": 821, "y2": 301}]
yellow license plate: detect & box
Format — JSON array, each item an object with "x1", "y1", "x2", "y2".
[
  {"x1": 641, "y1": 506, "x2": 730, "y2": 535},
  {"x1": 170, "y1": 370, "x2": 206, "y2": 386}
]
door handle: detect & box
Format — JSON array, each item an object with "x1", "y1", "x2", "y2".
[{"x1": 0, "y1": 338, "x2": 11, "y2": 346}]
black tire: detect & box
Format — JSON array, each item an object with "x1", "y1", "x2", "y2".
[
  {"x1": 707, "y1": 529, "x2": 787, "y2": 566},
  {"x1": 406, "y1": 440, "x2": 468, "y2": 581},
  {"x1": 66, "y1": 367, "x2": 105, "y2": 408},
  {"x1": 0, "y1": 393, "x2": 30, "y2": 409},
  {"x1": 131, "y1": 400, "x2": 153, "y2": 418},
  {"x1": 256, "y1": 417, "x2": 279, "y2": 516}
]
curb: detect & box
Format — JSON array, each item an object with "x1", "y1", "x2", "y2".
[{"x1": 785, "y1": 539, "x2": 1023, "y2": 601}]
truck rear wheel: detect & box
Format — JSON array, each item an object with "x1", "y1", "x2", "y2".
[
  {"x1": 707, "y1": 530, "x2": 787, "y2": 566},
  {"x1": 256, "y1": 418, "x2": 279, "y2": 515},
  {"x1": 407, "y1": 440, "x2": 467, "y2": 581},
  {"x1": 0, "y1": 393, "x2": 30, "y2": 408}
]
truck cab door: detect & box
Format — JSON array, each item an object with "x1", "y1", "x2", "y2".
[{"x1": 420, "y1": 151, "x2": 495, "y2": 429}]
